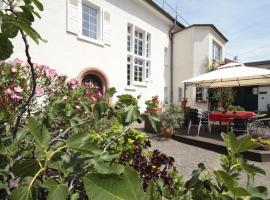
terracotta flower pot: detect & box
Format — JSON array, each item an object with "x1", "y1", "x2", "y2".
[{"x1": 161, "y1": 128, "x2": 173, "y2": 138}]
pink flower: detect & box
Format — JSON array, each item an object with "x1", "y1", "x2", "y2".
[
  {"x1": 14, "y1": 86, "x2": 23, "y2": 93},
  {"x1": 11, "y1": 94, "x2": 23, "y2": 101},
  {"x1": 96, "y1": 91, "x2": 102, "y2": 98},
  {"x1": 13, "y1": 58, "x2": 24, "y2": 64},
  {"x1": 90, "y1": 96, "x2": 97, "y2": 102},
  {"x1": 11, "y1": 67, "x2": 18, "y2": 73},
  {"x1": 45, "y1": 67, "x2": 57, "y2": 78},
  {"x1": 68, "y1": 79, "x2": 79, "y2": 90},
  {"x1": 4, "y1": 88, "x2": 13, "y2": 95},
  {"x1": 62, "y1": 96, "x2": 68, "y2": 100},
  {"x1": 35, "y1": 85, "x2": 44, "y2": 95},
  {"x1": 75, "y1": 105, "x2": 81, "y2": 110}
]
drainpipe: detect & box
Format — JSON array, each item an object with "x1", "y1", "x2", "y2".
[{"x1": 169, "y1": 20, "x2": 176, "y2": 104}]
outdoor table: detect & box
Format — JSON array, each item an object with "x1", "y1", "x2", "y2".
[
  {"x1": 209, "y1": 111, "x2": 256, "y2": 123},
  {"x1": 208, "y1": 111, "x2": 256, "y2": 132}
]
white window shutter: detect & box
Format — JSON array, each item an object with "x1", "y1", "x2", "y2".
[
  {"x1": 103, "y1": 11, "x2": 111, "y2": 45},
  {"x1": 67, "y1": 0, "x2": 79, "y2": 34}
]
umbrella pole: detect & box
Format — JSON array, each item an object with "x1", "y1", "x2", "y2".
[{"x1": 182, "y1": 83, "x2": 188, "y2": 112}]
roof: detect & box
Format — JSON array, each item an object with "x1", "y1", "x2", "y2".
[
  {"x1": 175, "y1": 24, "x2": 228, "y2": 42},
  {"x1": 144, "y1": 0, "x2": 185, "y2": 29},
  {"x1": 245, "y1": 60, "x2": 270, "y2": 66}
]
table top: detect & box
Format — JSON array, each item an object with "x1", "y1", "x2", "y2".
[{"x1": 209, "y1": 111, "x2": 256, "y2": 123}]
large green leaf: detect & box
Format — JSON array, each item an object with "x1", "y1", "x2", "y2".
[
  {"x1": 215, "y1": 170, "x2": 250, "y2": 197},
  {"x1": 4, "y1": 16, "x2": 42, "y2": 44},
  {"x1": 67, "y1": 132, "x2": 101, "y2": 155},
  {"x1": 84, "y1": 167, "x2": 145, "y2": 200},
  {"x1": 32, "y1": 0, "x2": 44, "y2": 11},
  {"x1": 93, "y1": 101, "x2": 108, "y2": 121},
  {"x1": 11, "y1": 186, "x2": 33, "y2": 200},
  {"x1": 234, "y1": 135, "x2": 260, "y2": 154},
  {"x1": 221, "y1": 132, "x2": 237, "y2": 154},
  {"x1": 28, "y1": 118, "x2": 49, "y2": 151},
  {"x1": 1, "y1": 20, "x2": 19, "y2": 38},
  {"x1": 146, "y1": 113, "x2": 160, "y2": 133},
  {"x1": 47, "y1": 184, "x2": 69, "y2": 200},
  {"x1": 222, "y1": 133, "x2": 259, "y2": 155},
  {"x1": 0, "y1": 33, "x2": 13, "y2": 60},
  {"x1": 43, "y1": 179, "x2": 58, "y2": 191},
  {"x1": 11, "y1": 159, "x2": 40, "y2": 178},
  {"x1": 125, "y1": 105, "x2": 140, "y2": 124},
  {"x1": 241, "y1": 163, "x2": 266, "y2": 176},
  {"x1": 93, "y1": 162, "x2": 125, "y2": 175}
]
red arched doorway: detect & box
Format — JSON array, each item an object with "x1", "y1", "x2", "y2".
[{"x1": 78, "y1": 68, "x2": 109, "y2": 94}]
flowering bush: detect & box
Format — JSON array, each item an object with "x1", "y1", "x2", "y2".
[{"x1": 0, "y1": 1, "x2": 268, "y2": 199}]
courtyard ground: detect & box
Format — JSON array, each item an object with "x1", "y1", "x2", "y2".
[{"x1": 149, "y1": 134, "x2": 270, "y2": 193}]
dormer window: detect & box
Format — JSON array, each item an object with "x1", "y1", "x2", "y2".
[{"x1": 212, "y1": 41, "x2": 222, "y2": 61}]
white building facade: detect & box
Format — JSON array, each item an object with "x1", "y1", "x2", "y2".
[
  {"x1": 9, "y1": 0, "x2": 228, "y2": 110},
  {"x1": 172, "y1": 25, "x2": 228, "y2": 110}
]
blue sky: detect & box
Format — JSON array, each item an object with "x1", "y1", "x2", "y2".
[{"x1": 154, "y1": 0, "x2": 270, "y2": 63}]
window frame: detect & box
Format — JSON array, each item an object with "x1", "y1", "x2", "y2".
[
  {"x1": 126, "y1": 23, "x2": 151, "y2": 87},
  {"x1": 212, "y1": 41, "x2": 223, "y2": 61},
  {"x1": 78, "y1": 0, "x2": 103, "y2": 46}
]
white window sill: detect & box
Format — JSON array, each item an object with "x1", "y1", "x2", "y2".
[
  {"x1": 125, "y1": 86, "x2": 136, "y2": 91},
  {"x1": 78, "y1": 34, "x2": 104, "y2": 47},
  {"x1": 133, "y1": 82, "x2": 147, "y2": 88}
]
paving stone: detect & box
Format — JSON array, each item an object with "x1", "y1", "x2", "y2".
[{"x1": 149, "y1": 135, "x2": 270, "y2": 193}]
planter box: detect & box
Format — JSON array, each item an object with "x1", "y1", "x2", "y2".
[{"x1": 142, "y1": 114, "x2": 159, "y2": 133}]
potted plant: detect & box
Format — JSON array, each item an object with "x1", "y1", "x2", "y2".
[
  {"x1": 143, "y1": 96, "x2": 161, "y2": 133},
  {"x1": 160, "y1": 104, "x2": 184, "y2": 137}
]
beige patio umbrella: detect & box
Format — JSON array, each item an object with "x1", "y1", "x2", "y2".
[{"x1": 183, "y1": 63, "x2": 270, "y2": 88}]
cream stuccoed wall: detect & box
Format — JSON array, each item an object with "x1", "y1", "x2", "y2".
[
  {"x1": 173, "y1": 26, "x2": 226, "y2": 111},
  {"x1": 11, "y1": 0, "x2": 176, "y2": 110}
]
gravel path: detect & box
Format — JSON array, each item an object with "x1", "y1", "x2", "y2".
[{"x1": 149, "y1": 135, "x2": 270, "y2": 192}]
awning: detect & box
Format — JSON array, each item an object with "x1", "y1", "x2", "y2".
[{"x1": 183, "y1": 63, "x2": 270, "y2": 88}]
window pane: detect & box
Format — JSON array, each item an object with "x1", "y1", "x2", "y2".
[
  {"x1": 82, "y1": 5, "x2": 90, "y2": 13},
  {"x1": 82, "y1": 4, "x2": 98, "y2": 40},
  {"x1": 134, "y1": 58, "x2": 143, "y2": 82},
  {"x1": 82, "y1": 20, "x2": 90, "y2": 29},
  {"x1": 82, "y1": 28, "x2": 89, "y2": 37},
  {"x1": 134, "y1": 29, "x2": 144, "y2": 56},
  {"x1": 196, "y1": 88, "x2": 203, "y2": 101},
  {"x1": 83, "y1": 13, "x2": 89, "y2": 21}
]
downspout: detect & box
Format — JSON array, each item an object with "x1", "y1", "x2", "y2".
[{"x1": 169, "y1": 20, "x2": 176, "y2": 104}]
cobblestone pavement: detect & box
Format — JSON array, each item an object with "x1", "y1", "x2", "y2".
[{"x1": 149, "y1": 135, "x2": 270, "y2": 192}]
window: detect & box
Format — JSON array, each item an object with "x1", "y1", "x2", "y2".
[
  {"x1": 126, "y1": 23, "x2": 151, "y2": 86},
  {"x1": 127, "y1": 25, "x2": 132, "y2": 52},
  {"x1": 134, "y1": 30, "x2": 143, "y2": 56},
  {"x1": 212, "y1": 41, "x2": 222, "y2": 61},
  {"x1": 196, "y1": 88, "x2": 204, "y2": 101},
  {"x1": 146, "y1": 33, "x2": 151, "y2": 58},
  {"x1": 127, "y1": 57, "x2": 131, "y2": 85},
  {"x1": 82, "y1": 4, "x2": 98, "y2": 39},
  {"x1": 145, "y1": 61, "x2": 150, "y2": 79},
  {"x1": 134, "y1": 58, "x2": 143, "y2": 82}
]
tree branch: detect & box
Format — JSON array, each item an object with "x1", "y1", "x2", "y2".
[
  {"x1": 103, "y1": 125, "x2": 132, "y2": 153},
  {"x1": 6, "y1": 2, "x2": 37, "y2": 138},
  {"x1": 50, "y1": 116, "x2": 92, "y2": 144}
]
